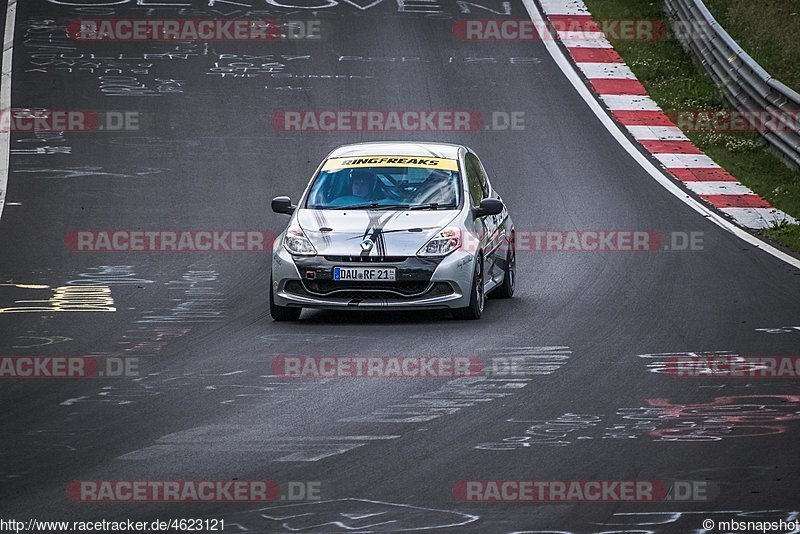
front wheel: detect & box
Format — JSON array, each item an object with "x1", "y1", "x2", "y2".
[
  {"x1": 492, "y1": 236, "x2": 515, "y2": 299},
  {"x1": 270, "y1": 277, "x2": 302, "y2": 321},
  {"x1": 452, "y1": 253, "x2": 484, "y2": 320}
]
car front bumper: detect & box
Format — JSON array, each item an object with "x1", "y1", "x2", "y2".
[{"x1": 271, "y1": 245, "x2": 475, "y2": 310}]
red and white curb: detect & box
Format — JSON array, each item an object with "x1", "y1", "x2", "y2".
[{"x1": 537, "y1": 0, "x2": 797, "y2": 230}]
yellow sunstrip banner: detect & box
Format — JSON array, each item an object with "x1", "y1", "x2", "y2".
[{"x1": 322, "y1": 156, "x2": 459, "y2": 171}]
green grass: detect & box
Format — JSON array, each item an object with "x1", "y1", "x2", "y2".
[
  {"x1": 583, "y1": 0, "x2": 800, "y2": 253},
  {"x1": 705, "y1": 0, "x2": 800, "y2": 92}
]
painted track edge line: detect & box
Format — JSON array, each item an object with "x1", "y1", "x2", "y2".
[
  {"x1": 0, "y1": 0, "x2": 17, "y2": 221},
  {"x1": 521, "y1": 0, "x2": 800, "y2": 270}
]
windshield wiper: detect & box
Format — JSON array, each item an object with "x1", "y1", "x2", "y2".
[
  {"x1": 329, "y1": 203, "x2": 411, "y2": 210},
  {"x1": 327, "y1": 202, "x2": 380, "y2": 210},
  {"x1": 408, "y1": 203, "x2": 457, "y2": 210},
  {"x1": 325, "y1": 203, "x2": 457, "y2": 211}
]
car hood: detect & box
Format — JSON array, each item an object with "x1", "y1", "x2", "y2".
[{"x1": 296, "y1": 208, "x2": 459, "y2": 256}]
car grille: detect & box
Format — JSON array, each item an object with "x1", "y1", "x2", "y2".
[
  {"x1": 285, "y1": 280, "x2": 453, "y2": 300},
  {"x1": 324, "y1": 255, "x2": 407, "y2": 263},
  {"x1": 305, "y1": 279, "x2": 430, "y2": 295}
]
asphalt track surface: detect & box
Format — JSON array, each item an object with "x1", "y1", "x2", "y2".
[{"x1": 1, "y1": 1, "x2": 800, "y2": 532}]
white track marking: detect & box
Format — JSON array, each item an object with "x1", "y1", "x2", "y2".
[
  {"x1": 683, "y1": 181, "x2": 755, "y2": 196},
  {"x1": 625, "y1": 125, "x2": 689, "y2": 141},
  {"x1": 600, "y1": 94, "x2": 662, "y2": 111},
  {"x1": 720, "y1": 208, "x2": 798, "y2": 229},
  {"x1": 0, "y1": 0, "x2": 16, "y2": 220},
  {"x1": 539, "y1": 0, "x2": 588, "y2": 15},
  {"x1": 522, "y1": 0, "x2": 800, "y2": 269},
  {"x1": 558, "y1": 31, "x2": 612, "y2": 48},
  {"x1": 652, "y1": 153, "x2": 719, "y2": 168},
  {"x1": 575, "y1": 62, "x2": 636, "y2": 79}
]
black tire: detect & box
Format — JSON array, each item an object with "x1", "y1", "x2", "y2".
[
  {"x1": 452, "y1": 253, "x2": 484, "y2": 320},
  {"x1": 492, "y1": 236, "x2": 515, "y2": 299},
  {"x1": 270, "y1": 278, "x2": 302, "y2": 321}
]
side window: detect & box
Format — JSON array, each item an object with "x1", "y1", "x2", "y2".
[
  {"x1": 477, "y1": 159, "x2": 491, "y2": 198},
  {"x1": 465, "y1": 153, "x2": 484, "y2": 206}
]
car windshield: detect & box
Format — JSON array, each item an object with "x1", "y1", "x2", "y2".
[{"x1": 305, "y1": 158, "x2": 462, "y2": 210}]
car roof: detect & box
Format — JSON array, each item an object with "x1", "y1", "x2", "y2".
[{"x1": 326, "y1": 142, "x2": 464, "y2": 160}]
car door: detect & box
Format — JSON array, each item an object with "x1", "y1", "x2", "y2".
[
  {"x1": 465, "y1": 151, "x2": 502, "y2": 284},
  {"x1": 474, "y1": 152, "x2": 508, "y2": 282}
]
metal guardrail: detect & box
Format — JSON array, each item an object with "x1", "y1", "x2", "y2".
[{"x1": 664, "y1": 0, "x2": 800, "y2": 169}]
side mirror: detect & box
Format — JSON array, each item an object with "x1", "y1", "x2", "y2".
[
  {"x1": 271, "y1": 196, "x2": 295, "y2": 215},
  {"x1": 473, "y1": 198, "x2": 503, "y2": 218}
]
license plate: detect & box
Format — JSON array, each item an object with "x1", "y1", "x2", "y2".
[{"x1": 333, "y1": 267, "x2": 396, "y2": 281}]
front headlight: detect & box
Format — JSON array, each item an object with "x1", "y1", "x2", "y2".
[
  {"x1": 283, "y1": 225, "x2": 317, "y2": 256},
  {"x1": 417, "y1": 227, "x2": 461, "y2": 256}
]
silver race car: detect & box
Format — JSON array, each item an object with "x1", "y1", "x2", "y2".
[{"x1": 270, "y1": 142, "x2": 515, "y2": 320}]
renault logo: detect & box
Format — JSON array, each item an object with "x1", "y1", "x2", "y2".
[{"x1": 360, "y1": 238, "x2": 374, "y2": 252}]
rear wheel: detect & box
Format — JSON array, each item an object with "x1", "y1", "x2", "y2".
[
  {"x1": 452, "y1": 253, "x2": 484, "y2": 320},
  {"x1": 492, "y1": 236, "x2": 515, "y2": 299},
  {"x1": 270, "y1": 277, "x2": 302, "y2": 321}
]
